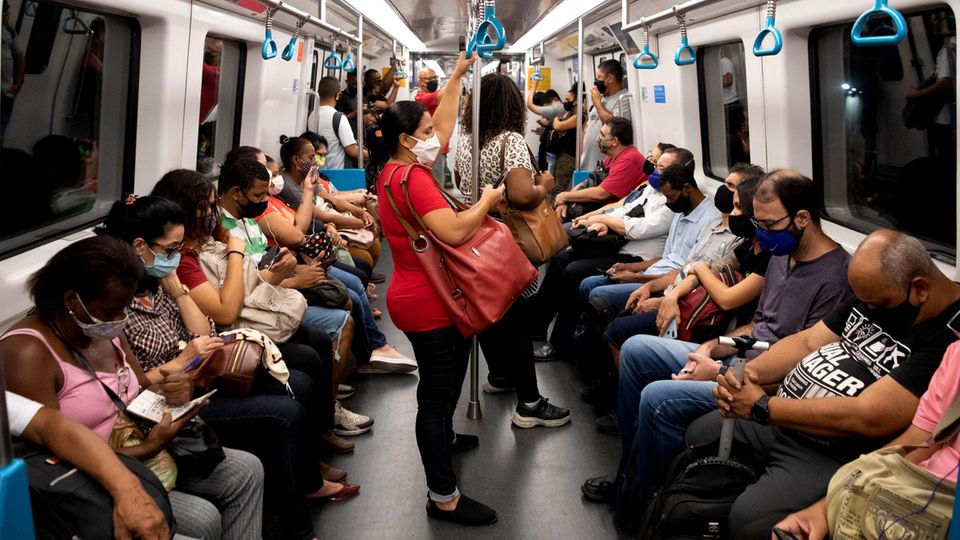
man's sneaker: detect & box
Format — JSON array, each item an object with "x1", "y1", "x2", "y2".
[
  {"x1": 334, "y1": 401, "x2": 374, "y2": 436},
  {"x1": 482, "y1": 377, "x2": 514, "y2": 394},
  {"x1": 581, "y1": 474, "x2": 616, "y2": 503},
  {"x1": 337, "y1": 384, "x2": 356, "y2": 400},
  {"x1": 511, "y1": 397, "x2": 572, "y2": 428},
  {"x1": 595, "y1": 411, "x2": 618, "y2": 435},
  {"x1": 370, "y1": 345, "x2": 418, "y2": 374},
  {"x1": 533, "y1": 342, "x2": 557, "y2": 361}
]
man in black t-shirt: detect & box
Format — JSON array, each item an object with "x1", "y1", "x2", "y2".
[{"x1": 688, "y1": 230, "x2": 960, "y2": 536}]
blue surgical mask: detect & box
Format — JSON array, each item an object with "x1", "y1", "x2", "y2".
[
  {"x1": 648, "y1": 171, "x2": 662, "y2": 192},
  {"x1": 143, "y1": 248, "x2": 181, "y2": 278},
  {"x1": 70, "y1": 295, "x2": 129, "y2": 340},
  {"x1": 756, "y1": 225, "x2": 802, "y2": 256}
]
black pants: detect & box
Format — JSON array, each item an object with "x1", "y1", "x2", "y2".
[
  {"x1": 478, "y1": 295, "x2": 540, "y2": 403},
  {"x1": 532, "y1": 246, "x2": 642, "y2": 345},
  {"x1": 406, "y1": 326, "x2": 471, "y2": 500}
]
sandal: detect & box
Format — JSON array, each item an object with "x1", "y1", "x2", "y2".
[
  {"x1": 306, "y1": 482, "x2": 360, "y2": 502},
  {"x1": 372, "y1": 308, "x2": 382, "y2": 319}
]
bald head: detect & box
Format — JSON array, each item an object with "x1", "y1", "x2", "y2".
[
  {"x1": 849, "y1": 230, "x2": 940, "y2": 313},
  {"x1": 418, "y1": 68, "x2": 438, "y2": 92}
]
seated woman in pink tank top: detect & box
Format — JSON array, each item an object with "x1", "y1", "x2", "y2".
[{"x1": 1, "y1": 235, "x2": 264, "y2": 540}]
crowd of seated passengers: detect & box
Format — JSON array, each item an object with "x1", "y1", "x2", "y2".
[{"x1": 525, "y1": 119, "x2": 960, "y2": 537}]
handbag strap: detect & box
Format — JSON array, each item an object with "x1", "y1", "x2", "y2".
[
  {"x1": 47, "y1": 322, "x2": 128, "y2": 413},
  {"x1": 931, "y1": 392, "x2": 960, "y2": 444},
  {"x1": 383, "y1": 163, "x2": 472, "y2": 244}
]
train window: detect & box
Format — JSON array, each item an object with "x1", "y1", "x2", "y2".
[
  {"x1": 812, "y1": 6, "x2": 956, "y2": 261},
  {"x1": 197, "y1": 35, "x2": 245, "y2": 174},
  {"x1": 697, "y1": 42, "x2": 750, "y2": 180},
  {"x1": 0, "y1": 2, "x2": 138, "y2": 257}
]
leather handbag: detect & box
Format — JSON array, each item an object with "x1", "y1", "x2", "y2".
[
  {"x1": 825, "y1": 392, "x2": 960, "y2": 539},
  {"x1": 494, "y1": 139, "x2": 568, "y2": 266},
  {"x1": 567, "y1": 226, "x2": 628, "y2": 258},
  {"x1": 383, "y1": 164, "x2": 538, "y2": 338},
  {"x1": 194, "y1": 336, "x2": 264, "y2": 398},
  {"x1": 197, "y1": 241, "x2": 307, "y2": 343},
  {"x1": 677, "y1": 266, "x2": 742, "y2": 343}
]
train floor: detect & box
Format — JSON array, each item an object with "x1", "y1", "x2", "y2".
[{"x1": 311, "y1": 240, "x2": 628, "y2": 539}]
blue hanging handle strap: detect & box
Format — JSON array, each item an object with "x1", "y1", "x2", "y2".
[
  {"x1": 261, "y1": 4, "x2": 281, "y2": 60},
  {"x1": 466, "y1": 3, "x2": 506, "y2": 60},
  {"x1": 634, "y1": 21, "x2": 659, "y2": 70},
  {"x1": 343, "y1": 53, "x2": 356, "y2": 73},
  {"x1": 62, "y1": 9, "x2": 89, "y2": 35},
  {"x1": 281, "y1": 15, "x2": 309, "y2": 62},
  {"x1": 753, "y1": 0, "x2": 783, "y2": 56},
  {"x1": 674, "y1": 9, "x2": 697, "y2": 66},
  {"x1": 324, "y1": 41, "x2": 343, "y2": 70},
  {"x1": 851, "y1": 0, "x2": 908, "y2": 47}
]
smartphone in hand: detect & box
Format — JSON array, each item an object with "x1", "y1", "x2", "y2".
[
  {"x1": 257, "y1": 245, "x2": 284, "y2": 270},
  {"x1": 220, "y1": 332, "x2": 238, "y2": 344}
]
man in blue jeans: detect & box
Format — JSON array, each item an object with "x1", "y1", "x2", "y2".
[{"x1": 581, "y1": 170, "x2": 852, "y2": 507}]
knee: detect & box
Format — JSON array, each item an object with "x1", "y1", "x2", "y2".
[
  {"x1": 228, "y1": 448, "x2": 265, "y2": 492},
  {"x1": 176, "y1": 495, "x2": 222, "y2": 539},
  {"x1": 620, "y1": 335, "x2": 659, "y2": 373}
]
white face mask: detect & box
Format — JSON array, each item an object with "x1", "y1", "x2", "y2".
[
  {"x1": 407, "y1": 134, "x2": 441, "y2": 166},
  {"x1": 268, "y1": 176, "x2": 284, "y2": 196}
]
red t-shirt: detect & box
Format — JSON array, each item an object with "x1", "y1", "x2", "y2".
[
  {"x1": 253, "y1": 197, "x2": 296, "y2": 247},
  {"x1": 176, "y1": 248, "x2": 210, "y2": 290},
  {"x1": 600, "y1": 146, "x2": 647, "y2": 199},
  {"x1": 377, "y1": 162, "x2": 454, "y2": 332}
]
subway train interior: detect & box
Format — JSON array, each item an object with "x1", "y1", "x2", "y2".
[{"x1": 1, "y1": 0, "x2": 960, "y2": 538}]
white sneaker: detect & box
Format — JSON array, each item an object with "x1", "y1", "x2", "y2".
[
  {"x1": 333, "y1": 401, "x2": 374, "y2": 436},
  {"x1": 369, "y1": 345, "x2": 418, "y2": 374}
]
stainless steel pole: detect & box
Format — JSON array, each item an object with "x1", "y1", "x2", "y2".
[
  {"x1": 356, "y1": 16, "x2": 364, "y2": 169},
  {"x1": 575, "y1": 17, "x2": 584, "y2": 168},
  {"x1": 466, "y1": 7, "x2": 483, "y2": 421}
]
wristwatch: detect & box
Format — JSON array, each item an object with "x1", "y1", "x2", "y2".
[{"x1": 751, "y1": 394, "x2": 771, "y2": 425}]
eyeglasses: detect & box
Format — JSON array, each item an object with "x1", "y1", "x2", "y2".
[
  {"x1": 948, "y1": 309, "x2": 960, "y2": 338},
  {"x1": 422, "y1": 76, "x2": 438, "y2": 82},
  {"x1": 750, "y1": 214, "x2": 792, "y2": 232},
  {"x1": 149, "y1": 241, "x2": 184, "y2": 257}
]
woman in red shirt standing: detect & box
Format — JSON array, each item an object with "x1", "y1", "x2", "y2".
[{"x1": 368, "y1": 53, "x2": 502, "y2": 526}]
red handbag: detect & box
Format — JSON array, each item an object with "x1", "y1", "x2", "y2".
[
  {"x1": 383, "y1": 164, "x2": 538, "y2": 337},
  {"x1": 677, "y1": 266, "x2": 743, "y2": 343}
]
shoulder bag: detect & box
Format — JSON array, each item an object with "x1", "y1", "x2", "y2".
[
  {"x1": 825, "y1": 393, "x2": 960, "y2": 539},
  {"x1": 197, "y1": 241, "x2": 307, "y2": 343},
  {"x1": 493, "y1": 136, "x2": 568, "y2": 266},
  {"x1": 383, "y1": 164, "x2": 538, "y2": 337},
  {"x1": 677, "y1": 266, "x2": 743, "y2": 343}
]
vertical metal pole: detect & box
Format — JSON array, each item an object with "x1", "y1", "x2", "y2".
[
  {"x1": 575, "y1": 17, "x2": 584, "y2": 167},
  {"x1": 466, "y1": 7, "x2": 483, "y2": 421},
  {"x1": 319, "y1": 0, "x2": 327, "y2": 22},
  {"x1": 356, "y1": 16, "x2": 364, "y2": 169}
]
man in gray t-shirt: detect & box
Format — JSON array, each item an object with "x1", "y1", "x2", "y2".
[{"x1": 581, "y1": 59, "x2": 632, "y2": 173}]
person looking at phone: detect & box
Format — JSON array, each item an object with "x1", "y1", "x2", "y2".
[
  {"x1": 579, "y1": 59, "x2": 631, "y2": 173},
  {"x1": 1, "y1": 235, "x2": 264, "y2": 539}
]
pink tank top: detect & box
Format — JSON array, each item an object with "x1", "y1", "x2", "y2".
[{"x1": 0, "y1": 328, "x2": 139, "y2": 440}]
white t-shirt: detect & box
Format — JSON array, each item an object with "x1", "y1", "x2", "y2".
[
  {"x1": 581, "y1": 89, "x2": 632, "y2": 172},
  {"x1": 935, "y1": 37, "x2": 957, "y2": 126},
  {"x1": 2, "y1": 25, "x2": 24, "y2": 97},
  {"x1": 720, "y1": 56, "x2": 739, "y2": 106},
  {"x1": 314, "y1": 105, "x2": 357, "y2": 170},
  {"x1": 7, "y1": 391, "x2": 43, "y2": 437}
]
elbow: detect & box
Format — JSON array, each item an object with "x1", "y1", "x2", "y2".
[
  {"x1": 212, "y1": 311, "x2": 238, "y2": 327},
  {"x1": 713, "y1": 295, "x2": 740, "y2": 311}
]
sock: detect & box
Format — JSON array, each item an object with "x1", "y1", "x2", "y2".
[{"x1": 523, "y1": 400, "x2": 541, "y2": 409}]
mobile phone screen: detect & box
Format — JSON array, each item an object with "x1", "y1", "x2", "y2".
[{"x1": 221, "y1": 333, "x2": 238, "y2": 344}]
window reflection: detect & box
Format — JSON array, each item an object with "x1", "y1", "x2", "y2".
[{"x1": 698, "y1": 43, "x2": 750, "y2": 179}]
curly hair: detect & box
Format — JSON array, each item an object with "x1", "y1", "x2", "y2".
[
  {"x1": 461, "y1": 74, "x2": 527, "y2": 150},
  {"x1": 150, "y1": 169, "x2": 219, "y2": 243}
]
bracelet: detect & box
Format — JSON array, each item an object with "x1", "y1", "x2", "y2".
[{"x1": 227, "y1": 250, "x2": 245, "y2": 258}]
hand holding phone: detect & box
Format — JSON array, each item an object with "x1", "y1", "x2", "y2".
[
  {"x1": 220, "y1": 333, "x2": 238, "y2": 344},
  {"x1": 258, "y1": 245, "x2": 284, "y2": 270}
]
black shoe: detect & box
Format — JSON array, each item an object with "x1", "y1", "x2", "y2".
[
  {"x1": 370, "y1": 272, "x2": 387, "y2": 284},
  {"x1": 581, "y1": 474, "x2": 616, "y2": 503},
  {"x1": 511, "y1": 397, "x2": 572, "y2": 428},
  {"x1": 595, "y1": 411, "x2": 618, "y2": 435},
  {"x1": 450, "y1": 433, "x2": 479, "y2": 455},
  {"x1": 426, "y1": 494, "x2": 498, "y2": 526}
]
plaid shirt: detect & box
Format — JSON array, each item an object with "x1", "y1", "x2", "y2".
[{"x1": 125, "y1": 288, "x2": 203, "y2": 372}]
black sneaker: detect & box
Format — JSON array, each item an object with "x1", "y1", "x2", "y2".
[
  {"x1": 595, "y1": 411, "x2": 618, "y2": 435},
  {"x1": 450, "y1": 433, "x2": 479, "y2": 455},
  {"x1": 426, "y1": 494, "x2": 497, "y2": 526},
  {"x1": 581, "y1": 474, "x2": 616, "y2": 503},
  {"x1": 511, "y1": 397, "x2": 572, "y2": 428}
]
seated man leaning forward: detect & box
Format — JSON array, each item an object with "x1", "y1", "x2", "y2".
[{"x1": 691, "y1": 229, "x2": 960, "y2": 537}]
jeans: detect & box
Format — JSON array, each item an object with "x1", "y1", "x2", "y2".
[
  {"x1": 406, "y1": 326, "x2": 471, "y2": 502},
  {"x1": 332, "y1": 260, "x2": 369, "y2": 287},
  {"x1": 580, "y1": 275, "x2": 641, "y2": 310},
  {"x1": 169, "y1": 448, "x2": 264, "y2": 540},
  {"x1": 330, "y1": 266, "x2": 388, "y2": 356},
  {"x1": 478, "y1": 295, "x2": 540, "y2": 403},
  {"x1": 302, "y1": 305, "x2": 350, "y2": 339},
  {"x1": 605, "y1": 303, "x2": 661, "y2": 350},
  {"x1": 617, "y1": 335, "x2": 724, "y2": 504},
  {"x1": 545, "y1": 152, "x2": 558, "y2": 176}
]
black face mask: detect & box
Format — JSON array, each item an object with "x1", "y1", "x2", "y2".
[
  {"x1": 666, "y1": 195, "x2": 691, "y2": 214},
  {"x1": 426, "y1": 80, "x2": 439, "y2": 93},
  {"x1": 240, "y1": 199, "x2": 269, "y2": 219},
  {"x1": 714, "y1": 185, "x2": 735, "y2": 214},
  {"x1": 642, "y1": 159, "x2": 656, "y2": 176},
  {"x1": 594, "y1": 79, "x2": 607, "y2": 95},
  {"x1": 204, "y1": 213, "x2": 218, "y2": 236},
  {"x1": 864, "y1": 284, "x2": 921, "y2": 332},
  {"x1": 728, "y1": 213, "x2": 756, "y2": 238},
  {"x1": 203, "y1": 52, "x2": 216, "y2": 65},
  {"x1": 563, "y1": 100, "x2": 575, "y2": 112}
]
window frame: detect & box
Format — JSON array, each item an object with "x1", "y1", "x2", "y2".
[
  {"x1": 197, "y1": 34, "x2": 246, "y2": 170},
  {"x1": 696, "y1": 40, "x2": 749, "y2": 182},
  {"x1": 0, "y1": 9, "x2": 140, "y2": 261},
  {"x1": 808, "y1": 7, "x2": 957, "y2": 264}
]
